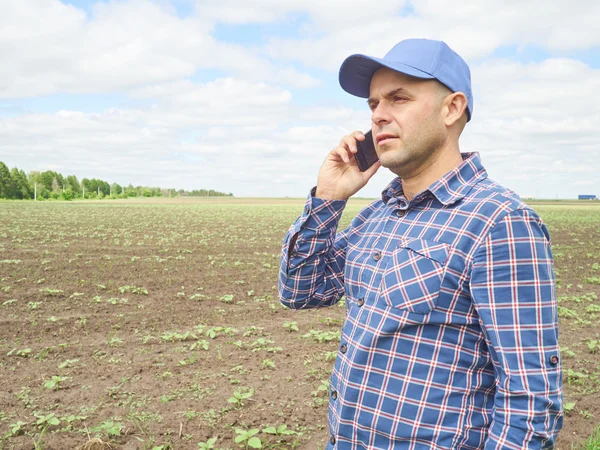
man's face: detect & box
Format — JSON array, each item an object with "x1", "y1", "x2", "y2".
[{"x1": 368, "y1": 68, "x2": 448, "y2": 177}]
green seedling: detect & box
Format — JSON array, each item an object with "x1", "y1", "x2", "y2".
[
  {"x1": 283, "y1": 321, "x2": 299, "y2": 332},
  {"x1": 243, "y1": 326, "x2": 264, "y2": 337},
  {"x1": 557, "y1": 306, "x2": 578, "y2": 319},
  {"x1": 108, "y1": 337, "x2": 124, "y2": 347},
  {"x1": 234, "y1": 428, "x2": 262, "y2": 449},
  {"x1": 39, "y1": 288, "x2": 63, "y2": 296},
  {"x1": 198, "y1": 437, "x2": 217, "y2": 449},
  {"x1": 190, "y1": 340, "x2": 209, "y2": 351},
  {"x1": 161, "y1": 330, "x2": 197, "y2": 342},
  {"x1": 585, "y1": 276, "x2": 600, "y2": 285},
  {"x1": 89, "y1": 420, "x2": 123, "y2": 437},
  {"x1": 228, "y1": 388, "x2": 254, "y2": 407},
  {"x1": 262, "y1": 359, "x2": 275, "y2": 369},
  {"x1": 588, "y1": 340, "x2": 600, "y2": 353},
  {"x1": 33, "y1": 412, "x2": 60, "y2": 449},
  {"x1": 564, "y1": 401, "x2": 577, "y2": 415},
  {"x1": 44, "y1": 375, "x2": 68, "y2": 391},
  {"x1": 183, "y1": 411, "x2": 199, "y2": 420},
  {"x1": 251, "y1": 338, "x2": 275, "y2": 351},
  {"x1": 119, "y1": 285, "x2": 148, "y2": 295},
  {"x1": 302, "y1": 329, "x2": 341, "y2": 343},
  {"x1": 220, "y1": 294, "x2": 234, "y2": 303},
  {"x1": 312, "y1": 380, "x2": 330, "y2": 397},
  {"x1": 60, "y1": 414, "x2": 87, "y2": 430},
  {"x1": 7, "y1": 420, "x2": 27, "y2": 437},
  {"x1": 59, "y1": 358, "x2": 79, "y2": 369},
  {"x1": 587, "y1": 304, "x2": 600, "y2": 314},
  {"x1": 262, "y1": 424, "x2": 297, "y2": 437},
  {"x1": 323, "y1": 351, "x2": 337, "y2": 362},
  {"x1": 566, "y1": 368, "x2": 589, "y2": 385},
  {"x1": 7, "y1": 347, "x2": 32, "y2": 357}
]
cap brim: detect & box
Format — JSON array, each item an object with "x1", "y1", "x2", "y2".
[{"x1": 339, "y1": 54, "x2": 435, "y2": 98}]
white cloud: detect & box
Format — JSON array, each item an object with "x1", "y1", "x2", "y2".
[
  {"x1": 3, "y1": 51, "x2": 600, "y2": 198},
  {"x1": 0, "y1": 0, "x2": 599, "y2": 199},
  {"x1": 0, "y1": 0, "x2": 318, "y2": 98},
  {"x1": 263, "y1": 0, "x2": 600, "y2": 71}
]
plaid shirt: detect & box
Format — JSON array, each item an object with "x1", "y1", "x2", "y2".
[{"x1": 278, "y1": 153, "x2": 563, "y2": 449}]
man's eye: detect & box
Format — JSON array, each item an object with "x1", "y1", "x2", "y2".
[{"x1": 394, "y1": 96, "x2": 406, "y2": 102}]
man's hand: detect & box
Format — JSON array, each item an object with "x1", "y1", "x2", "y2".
[{"x1": 315, "y1": 131, "x2": 381, "y2": 201}]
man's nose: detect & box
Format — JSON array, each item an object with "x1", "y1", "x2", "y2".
[{"x1": 371, "y1": 101, "x2": 392, "y2": 125}]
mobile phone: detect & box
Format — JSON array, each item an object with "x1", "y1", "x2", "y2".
[{"x1": 354, "y1": 130, "x2": 379, "y2": 172}]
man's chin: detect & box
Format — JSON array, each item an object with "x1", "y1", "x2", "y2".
[
  {"x1": 379, "y1": 153, "x2": 404, "y2": 169},
  {"x1": 378, "y1": 153, "x2": 410, "y2": 177}
]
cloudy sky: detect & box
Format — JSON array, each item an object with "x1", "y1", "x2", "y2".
[{"x1": 1, "y1": 0, "x2": 599, "y2": 198}]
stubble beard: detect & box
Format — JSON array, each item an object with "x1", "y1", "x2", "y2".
[{"x1": 379, "y1": 117, "x2": 446, "y2": 178}]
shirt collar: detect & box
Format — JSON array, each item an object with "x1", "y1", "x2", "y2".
[{"x1": 381, "y1": 152, "x2": 488, "y2": 206}]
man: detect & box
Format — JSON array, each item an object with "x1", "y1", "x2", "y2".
[{"x1": 278, "y1": 39, "x2": 563, "y2": 449}]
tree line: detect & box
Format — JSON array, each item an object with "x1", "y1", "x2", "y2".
[{"x1": 0, "y1": 161, "x2": 233, "y2": 200}]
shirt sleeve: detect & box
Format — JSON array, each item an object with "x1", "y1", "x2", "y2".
[
  {"x1": 278, "y1": 188, "x2": 349, "y2": 309},
  {"x1": 470, "y1": 208, "x2": 564, "y2": 449}
]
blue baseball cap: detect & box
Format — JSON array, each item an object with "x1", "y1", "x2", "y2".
[{"x1": 339, "y1": 38, "x2": 473, "y2": 121}]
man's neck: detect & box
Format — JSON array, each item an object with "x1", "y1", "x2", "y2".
[{"x1": 400, "y1": 148, "x2": 464, "y2": 201}]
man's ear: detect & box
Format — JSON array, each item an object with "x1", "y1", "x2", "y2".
[{"x1": 443, "y1": 92, "x2": 468, "y2": 127}]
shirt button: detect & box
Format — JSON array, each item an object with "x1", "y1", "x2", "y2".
[
  {"x1": 289, "y1": 251, "x2": 297, "y2": 258},
  {"x1": 550, "y1": 355, "x2": 559, "y2": 365},
  {"x1": 373, "y1": 252, "x2": 381, "y2": 261},
  {"x1": 304, "y1": 205, "x2": 310, "y2": 214},
  {"x1": 330, "y1": 436, "x2": 336, "y2": 445},
  {"x1": 340, "y1": 343, "x2": 347, "y2": 354},
  {"x1": 331, "y1": 390, "x2": 338, "y2": 400},
  {"x1": 395, "y1": 209, "x2": 405, "y2": 217},
  {"x1": 357, "y1": 298, "x2": 364, "y2": 307}
]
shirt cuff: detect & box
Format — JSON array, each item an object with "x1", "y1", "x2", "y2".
[{"x1": 292, "y1": 186, "x2": 347, "y2": 232}]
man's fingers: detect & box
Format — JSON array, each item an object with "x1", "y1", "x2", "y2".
[
  {"x1": 339, "y1": 131, "x2": 365, "y2": 154},
  {"x1": 334, "y1": 146, "x2": 352, "y2": 163},
  {"x1": 341, "y1": 137, "x2": 358, "y2": 154},
  {"x1": 352, "y1": 130, "x2": 366, "y2": 141}
]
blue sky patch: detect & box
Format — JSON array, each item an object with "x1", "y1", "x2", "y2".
[{"x1": 212, "y1": 12, "x2": 313, "y2": 46}]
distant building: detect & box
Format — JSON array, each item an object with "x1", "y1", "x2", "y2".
[{"x1": 578, "y1": 194, "x2": 598, "y2": 200}]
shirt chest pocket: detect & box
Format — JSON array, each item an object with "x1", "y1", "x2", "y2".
[{"x1": 379, "y1": 238, "x2": 450, "y2": 315}]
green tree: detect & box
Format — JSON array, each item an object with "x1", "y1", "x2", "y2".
[
  {"x1": 0, "y1": 161, "x2": 11, "y2": 198},
  {"x1": 65, "y1": 175, "x2": 81, "y2": 196},
  {"x1": 110, "y1": 183, "x2": 122, "y2": 196},
  {"x1": 81, "y1": 178, "x2": 91, "y2": 198},
  {"x1": 124, "y1": 184, "x2": 137, "y2": 197},
  {"x1": 9, "y1": 168, "x2": 33, "y2": 199}
]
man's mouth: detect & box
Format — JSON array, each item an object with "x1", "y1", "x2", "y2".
[{"x1": 376, "y1": 133, "x2": 398, "y2": 145}]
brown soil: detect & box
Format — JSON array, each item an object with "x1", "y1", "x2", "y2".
[{"x1": 0, "y1": 199, "x2": 598, "y2": 449}]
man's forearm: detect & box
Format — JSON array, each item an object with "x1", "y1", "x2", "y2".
[{"x1": 278, "y1": 189, "x2": 348, "y2": 309}]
